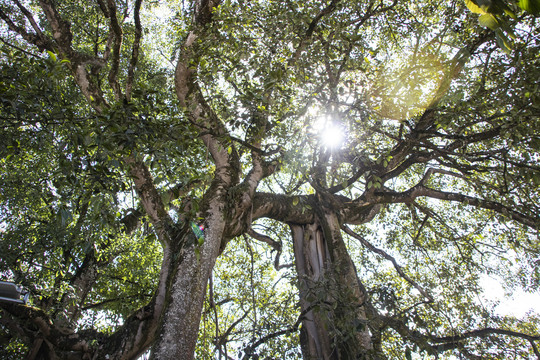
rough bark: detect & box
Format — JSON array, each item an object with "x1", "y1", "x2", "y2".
[
  {"x1": 290, "y1": 205, "x2": 382, "y2": 360},
  {"x1": 291, "y1": 223, "x2": 335, "y2": 360},
  {"x1": 149, "y1": 188, "x2": 227, "y2": 359}
]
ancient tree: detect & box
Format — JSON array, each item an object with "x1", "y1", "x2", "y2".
[{"x1": 1, "y1": 0, "x2": 539, "y2": 359}]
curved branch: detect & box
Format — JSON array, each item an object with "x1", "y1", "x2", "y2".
[
  {"x1": 247, "y1": 227, "x2": 281, "y2": 252},
  {"x1": 252, "y1": 193, "x2": 316, "y2": 225},
  {"x1": 105, "y1": 0, "x2": 124, "y2": 101},
  {"x1": 174, "y1": 3, "x2": 240, "y2": 182},
  {"x1": 532, "y1": 339, "x2": 540, "y2": 359},
  {"x1": 242, "y1": 302, "x2": 320, "y2": 360},
  {"x1": 342, "y1": 225, "x2": 433, "y2": 302},
  {"x1": 126, "y1": 0, "x2": 142, "y2": 101},
  {"x1": 37, "y1": 0, "x2": 108, "y2": 111},
  {"x1": 247, "y1": 227, "x2": 292, "y2": 270},
  {"x1": 125, "y1": 156, "x2": 175, "y2": 245},
  {"x1": 374, "y1": 183, "x2": 538, "y2": 229},
  {"x1": 0, "y1": 7, "x2": 54, "y2": 51},
  {"x1": 0, "y1": 303, "x2": 95, "y2": 355},
  {"x1": 252, "y1": 191, "x2": 385, "y2": 228},
  {"x1": 288, "y1": 0, "x2": 340, "y2": 65},
  {"x1": 432, "y1": 327, "x2": 540, "y2": 344}
]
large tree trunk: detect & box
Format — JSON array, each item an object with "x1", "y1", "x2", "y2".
[
  {"x1": 150, "y1": 194, "x2": 227, "y2": 359},
  {"x1": 291, "y1": 209, "x2": 381, "y2": 360}
]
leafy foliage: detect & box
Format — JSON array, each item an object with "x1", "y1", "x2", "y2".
[{"x1": 0, "y1": 0, "x2": 539, "y2": 359}]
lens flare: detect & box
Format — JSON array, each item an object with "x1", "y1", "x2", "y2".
[
  {"x1": 322, "y1": 124, "x2": 345, "y2": 149},
  {"x1": 311, "y1": 117, "x2": 345, "y2": 150}
]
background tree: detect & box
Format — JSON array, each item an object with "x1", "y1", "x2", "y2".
[{"x1": 0, "y1": 0, "x2": 539, "y2": 359}]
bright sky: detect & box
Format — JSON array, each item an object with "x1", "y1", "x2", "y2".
[{"x1": 481, "y1": 275, "x2": 540, "y2": 318}]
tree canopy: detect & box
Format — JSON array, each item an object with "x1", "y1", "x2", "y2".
[{"x1": 0, "y1": 0, "x2": 539, "y2": 359}]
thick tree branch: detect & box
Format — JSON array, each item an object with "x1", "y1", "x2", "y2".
[
  {"x1": 175, "y1": 21, "x2": 240, "y2": 182},
  {"x1": 252, "y1": 193, "x2": 316, "y2": 225},
  {"x1": 38, "y1": 0, "x2": 72, "y2": 49},
  {"x1": 36, "y1": 0, "x2": 108, "y2": 111},
  {"x1": 194, "y1": 0, "x2": 220, "y2": 25},
  {"x1": 252, "y1": 192, "x2": 385, "y2": 229},
  {"x1": 13, "y1": 0, "x2": 44, "y2": 40},
  {"x1": 430, "y1": 327, "x2": 540, "y2": 344},
  {"x1": 0, "y1": 303, "x2": 95, "y2": 356},
  {"x1": 96, "y1": 0, "x2": 110, "y2": 17},
  {"x1": 374, "y1": 184, "x2": 537, "y2": 229},
  {"x1": 105, "y1": 0, "x2": 124, "y2": 101},
  {"x1": 125, "y1": 157, "x2": 176, "y2": 245},
  {"x1": 0, "y1": 7, "x2": 53, "y2": 51},
  {"x1": 126, "y1": 0, "x2": 142, "y2": 101}
]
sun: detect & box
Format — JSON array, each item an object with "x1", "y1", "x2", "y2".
[
  {"x1": 312, "y1": 116, "x2": 346, "y2": 150},
  {"x1": 322, "y1": 124, "x2": 345, "y2": 149}
]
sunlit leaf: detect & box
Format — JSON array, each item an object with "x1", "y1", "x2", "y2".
[
  {"x1": 518, "y1": 0, "x2": 540, "y2": 14},
  {"x1": 478, "y1": 13, "x2": 500, "y2": 29}
]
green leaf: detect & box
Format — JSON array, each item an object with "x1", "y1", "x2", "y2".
[
  {"x1": 47, "y1": 51, "x2": 57, "y2": 62},
  {"x1": 503, "y1": 8, "x2": 517, "y2": 20},
  {"x1": 495, "y1": 30, "x2": 513, "y2": 53},
  {"x1": 518, "y1": 0, "x2": 540, "y2": 14},
  {"x1": 292, "y1": 196, "x2": 299, "y2": 206},
  {"x1": 478, "y1": 13, "x2": 500, "y2": 30},
  {"x1": 465, "y1": 0, "x2": 486, "y2": 14}
]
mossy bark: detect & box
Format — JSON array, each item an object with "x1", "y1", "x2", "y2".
[
  {"x1": 291, "y1": 206, "x2": 384, "y2": 360},
  {"x1": 149, "y1": 187, "x2": 228, "y2": 360}
]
